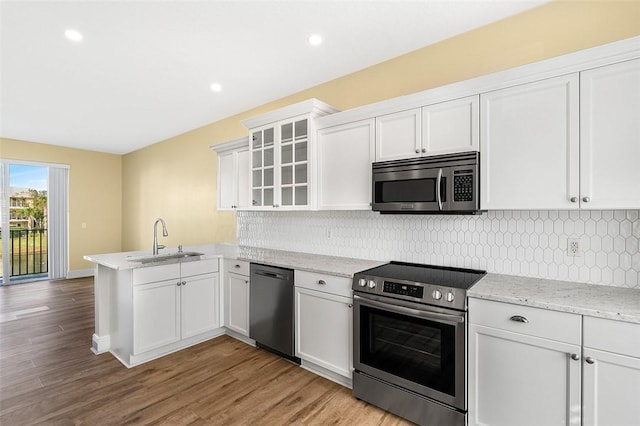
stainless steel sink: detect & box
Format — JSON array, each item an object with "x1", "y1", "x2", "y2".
[{"x1": 127, "y1": 251, "x2": 204, "y2": 264}]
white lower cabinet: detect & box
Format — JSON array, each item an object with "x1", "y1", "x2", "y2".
[
  {"x1": 224, "y1": 259, "x2": 250, "y2": 337},
  {"x1": 132, "y1": 259, "x2": 220, "y2": 358},
  {"x1": 582, "y1": 316, "x2": 640, "y2": 426},
  {"x1": 294, "y1": 270, "x2": 353, "y2": 385},
  {"x1": 469, "y1": 298, "x2": 640, "y2": 426},
  {"x1": 469, "y1": 298, "x2": 582, "y2": 426},
  {"x1": 133, "y1": 277, "x2": 182, "y2": 354}
]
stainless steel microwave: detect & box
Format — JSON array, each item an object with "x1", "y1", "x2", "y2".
[{"x1": 372, "y1": 151, "x2": 482, "y2": 214}]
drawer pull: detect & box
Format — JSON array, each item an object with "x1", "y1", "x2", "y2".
[
  {"x1": 234, "y1": 264, "x2": 241, "y2": 268},
  {"x1": 510, "y1": 315, "x2": 529, "y2": 323},
  {"x1": 318, "y1": 280, "x2": 327, "y2": 285}
]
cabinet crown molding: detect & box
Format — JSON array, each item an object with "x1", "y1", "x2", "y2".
[
  {"x1": 210, "y1": 136, "x2": 249, "y2": 154},
  {"x1": 316, "y1": 35, "x2": 640, "y2": 130},
  {"x1": 241, "y1": 98, "x2": 340, "y2": 129}
]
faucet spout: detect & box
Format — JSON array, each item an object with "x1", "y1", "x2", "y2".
[{"x1": 153, "y1": 218, "x2": 169, "y2": 255}]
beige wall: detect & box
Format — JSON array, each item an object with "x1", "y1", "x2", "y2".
[
  {"x1": 1, "y1": 137, "x2": 122, "y2": 272},
  {"x1": 122, "y1": 0, "x2": 640, "y2": 251}
]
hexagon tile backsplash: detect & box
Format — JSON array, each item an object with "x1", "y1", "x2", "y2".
[{"x1": 237, "y1": 210, "x2": 640, "y2": 289}]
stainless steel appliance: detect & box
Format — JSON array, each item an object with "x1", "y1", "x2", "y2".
[
  {"x1": 352, "y1": 262, "x2": 486, "y2": 426},
  {"x1": 372, "y1": 151, "x2": 481, "y2": 214},
  {"x1": 249, "y1": 263, "x2": 300, "y2": 363}
]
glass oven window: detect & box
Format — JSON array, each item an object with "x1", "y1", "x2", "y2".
[
  {"x1": 374, "y1": 178, "x2": 446, "y2": 203},
  {"x1": 359, "y1": 304, "x2": 456, "y2": 396}
]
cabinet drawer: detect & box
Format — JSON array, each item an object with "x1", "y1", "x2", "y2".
[
  {"x1": 225, "y1": 259, "x2": 250, "y2": 276},
  {"x1": 133, "y1": 263, "x2": 180, "y2": 285},
  {"x1": 181, "y1": 259, "x2": 219, "y2": 277},
  {"x1": 469, "y1": 298, "x2": 581, "y2": 345},
  {"x1": 295, "y1": 270, "x2": 352, "y2": 298},
  {"x1": 584, "y1": 316, "x2": 640, "y2": 358}
]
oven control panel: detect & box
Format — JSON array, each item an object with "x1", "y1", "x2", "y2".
[{"x1": 383, "y1": 281, "x2": 424, "y2": 299}]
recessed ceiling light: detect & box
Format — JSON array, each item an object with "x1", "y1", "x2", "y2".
[
  {"x1": 210, "y1": 83, "x2": 222, "y2": 93},
  {"x1": 64, "y1": 29, "x2": 83, "y2": 42},
  {"x1": 308, "y1": 34, "x2": 323, "y2": 46}
]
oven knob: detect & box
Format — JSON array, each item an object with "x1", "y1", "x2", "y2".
[
  {"x1": 368, "y1": 280, "x2": 377, "y2": 289},
  {"x1": 446, "y1": 291, "x2": 455, "y2": 303},
  {"x1": 432, "y1": 289, "x2": 442, "y2": 300},
  {"x1": 358, "y1": 278, "x2": 367, "y2": 287}
]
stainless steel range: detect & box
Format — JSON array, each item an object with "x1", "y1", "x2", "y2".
[{"x1": 352, "y1": 261, "x2": 486, "y2": 426}]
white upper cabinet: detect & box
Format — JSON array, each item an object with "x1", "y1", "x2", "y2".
[
  {"x1": 422, "y1": 95, "x2": 479, "y2": 155},
  {"x1": 212, "y1": 136, "x2": 250, "y2": 211},
  {"x1": 375, "y1": 108, "x2": 421, "y2": 161},
  {"x1": 480, "y1": 74, "x2": 580, "y2": 210},
  {"x1": 317, "y1": 119, "x2": 374, "y2": 210},
  {"x1": 375, "y1": 96, "x2": 479, "y2": 162},
  {"x1": 580, "y1": 58, "x2": 640, "y2": 209},
  {"x1": 242, "y1": 99, "x2": 339, "y2": 210}
]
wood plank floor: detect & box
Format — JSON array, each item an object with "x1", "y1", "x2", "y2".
[{"x1": 0, "y1": 277, "x2": 412, "y2": 425}]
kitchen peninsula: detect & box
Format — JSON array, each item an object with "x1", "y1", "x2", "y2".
[{"x1": 84, "y1": 244, "x2": 383, "y2": 368}]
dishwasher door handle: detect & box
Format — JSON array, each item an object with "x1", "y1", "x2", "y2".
[{"x1": 254, "y1": 270, "x2": 286, "y2": 280}]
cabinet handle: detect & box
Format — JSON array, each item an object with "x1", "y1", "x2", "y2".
[
  {"x1": 415, "y1": 149, "x2": 420, "y2": 154},
  {"x1": 318, "y1": 280, "x2": 326, "y2": 285},
  {"x1": 421, "y1": 148, "x2": 426, "y2": 153},
  {"x1": 570, "y1": 353, "x2": 580, "y2": 361},
  {"x1": 234, "y1": 264, "x2": 241, "y2": 268},
  {"x1": 348, "y1": 304, "x2": 353, "y2": 308},
  {"x1": 182, "y1": 281, "x2": 186, "y2": 286},
  {"x1": 510, "y1": 315, "x2": 529, "y2": 323},
  {"x1": 585, "y1": 357, "x2": 595, "y2": 364},
  {"x1": 570, "y1": 197, "x2": 578, "y2": 203},
  {"x1": 582, "y1": 197, "x2": 591, "y2": 203},
  {"x1": 177, "y1": 282, "x2": 182, "y2": 287}
]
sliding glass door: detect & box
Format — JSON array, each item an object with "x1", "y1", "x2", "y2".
[{"x1": 0, "y1": 160, "x2": 68, "y2": 284}]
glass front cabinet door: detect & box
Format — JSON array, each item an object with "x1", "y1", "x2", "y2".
[
  {"x1": 244, "y1": 99, "x2": 340, "y2": 210},
  {"x1": 250, "y1": 116, "x2": 311, "y2": 209}
]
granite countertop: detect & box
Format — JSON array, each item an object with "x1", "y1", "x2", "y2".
[
  {"x1": 234, "y1": 246, "x2": 386, "y2": 278},
  {"x1": 469, "y1": 273, "x2": 640, "y2": 324},
  {"x1": 84, "y1": 244, "x2": 385, "y2": 278}
]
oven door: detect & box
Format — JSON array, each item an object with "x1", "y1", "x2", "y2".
[
  {"x1": 372, "y1": 167, "x2": 447, "y2": 212},
  {"x1": 353, "y1": 293, "x2": 466, "y2": 411}
]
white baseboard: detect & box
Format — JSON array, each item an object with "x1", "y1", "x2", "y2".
[{"x1": 67, "y1": 268, "x2": 94, "y2": 279}]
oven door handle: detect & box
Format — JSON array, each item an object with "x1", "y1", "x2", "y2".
[
  {"x1": 436, "y1": 168, "x2": 443, "y2": 211},
  {"x1": 353, "y1": 294, "x2": 465, "y2": 324}
]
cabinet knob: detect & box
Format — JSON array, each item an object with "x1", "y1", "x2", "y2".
[
  {"x1": 177, "y1": 282, "x2": 182, "y2": 287},
  {"x1": 510, "y1": 315, "x2": 529, "y2": 323},
  {"x1": 348, "y1": 304, "x2": 353, "y2": 308},
  {"x1": 585, "y1": 357, "x2": 595, "y2": 364},
  {"x1": 570, "y1": 197, "x2": 578, "y2": 203},
  {"x1": 570, "y1": 353, "x2": 580, "y2": 361},
  {"x1": 582, "y1": 197, "x2": 591, "y2": 203},
  {"x1": 415, "y1": 149, "x2": 420, "y2": 154},
  {"x1": 318, "y1": 280, "x2": 327, "y2": 285},
  {"x1": 182, "y1": 281, "x2": 186, "y2": 286},
  {"x1": 421, "y1": 148, "x2": 426, "y2": 153},
  {"x1": 234, "y1": 264, "x2": 241, "y2": 268}
]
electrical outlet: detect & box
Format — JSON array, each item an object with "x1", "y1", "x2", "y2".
[{"x1": 567, "y1": 238, "x2": 581, "y2": 257}]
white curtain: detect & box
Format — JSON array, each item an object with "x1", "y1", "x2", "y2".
[{"x1": 48, "y1": 166, "x2": 69, "y2": 279}]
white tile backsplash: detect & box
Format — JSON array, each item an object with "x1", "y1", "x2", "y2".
[{"x1": 237, "y1": 210, "x2": 640, "y2": 289}]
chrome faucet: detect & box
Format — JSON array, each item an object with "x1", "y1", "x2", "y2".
[{"x1": 152, "y1": 218, "x2": 169, "y2": 255}]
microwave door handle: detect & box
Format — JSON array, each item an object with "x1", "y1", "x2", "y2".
[{"x1": 436, "y1": 168, "x2": 443, "y2": 211}]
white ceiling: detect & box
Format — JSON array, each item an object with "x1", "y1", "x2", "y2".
[{"x1": 0, "y1": 0, "x2": 549, "y2": 155}]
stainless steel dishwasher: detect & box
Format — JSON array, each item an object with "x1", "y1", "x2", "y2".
[{"x1": 249, "y1": 263, "x2": 300, "y2": 363}]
